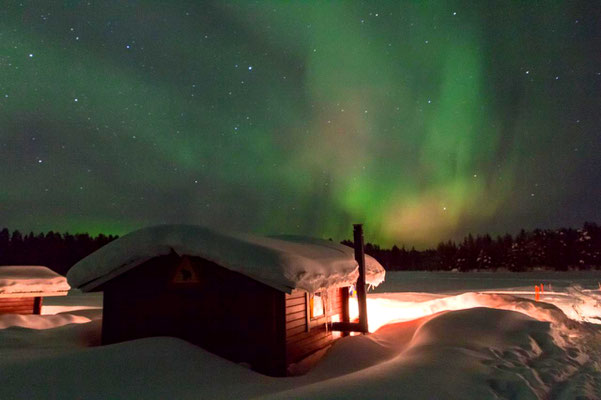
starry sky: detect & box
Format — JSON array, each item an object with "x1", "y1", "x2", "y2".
[{"x1": 1, "y1": 1, "x2": 600, "y2": 248}]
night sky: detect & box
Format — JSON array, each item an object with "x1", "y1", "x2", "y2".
[{"x1": 1, "y1": 1, "x2": 600, "y2": 247}]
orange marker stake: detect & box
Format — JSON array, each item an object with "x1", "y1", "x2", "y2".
[
  {"x1": 534, "y1": 285, "x2": 540, "y2": 302},
  {"x1": 540, "y1": 283, "x2": 544, "y2": 293}
]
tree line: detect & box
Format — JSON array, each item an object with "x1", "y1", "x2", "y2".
[
  {"x1": 346, "y1": 221, "x2": 601, "y2": 272},
  {"x1": 0, "y1": 229, "x2": 117, "y2": 275},
  {"x1": 0, "y1": 222, "x2": 599, "y2": 275}
]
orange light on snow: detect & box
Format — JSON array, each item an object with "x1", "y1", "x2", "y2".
[{"x1": 349, "y1": 296, "x2": 447, "y2": 332}]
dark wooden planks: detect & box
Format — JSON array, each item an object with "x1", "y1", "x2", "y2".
[
  {"x1": 287, "y1": 333, "x2": 333, "y2": 362},
  {"x1": 286, "y1": 304, "x2": 305, "y2": 314},
  {"x1": 286, "y1": 310, "x2": 306, "y2": 323},
  {"x1": 285, "y1": 291, "x2": 308, "y2": 338},
  {"x1": 286, "y1": 296, "x2": 305, "y2": 307},
  {"x1": 286, "y1": 317, "x2": 306, "y2": 330},
  {"x1": 287, "y1": 290, "x2": 305, "y2": 298},
  {"x1": 286, "y1": 325, "x2": 332, "y2": 363},
  {"x1": 0, "y1": 297, "x2": 35, "y2": 314},
  {"x1": 284, "y1": 286, "x2": 348, "y2": 365},
  {"x1": 100, "y1": 254, "x2": 288, "y2": 376}
]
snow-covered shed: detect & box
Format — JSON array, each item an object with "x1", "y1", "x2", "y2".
[
  {"x1": 67, "y1": 224, "x2": 385, "y2": 376},
  {"x1": 0, "y1": 266, "x2": 70, "y2": 314}
]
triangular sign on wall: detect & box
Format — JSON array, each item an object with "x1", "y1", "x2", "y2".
[{"x1": 172, "y1": 257, "x2": 202, "y2": 284}]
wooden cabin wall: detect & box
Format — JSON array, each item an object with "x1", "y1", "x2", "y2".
[
  {"x1": 0, "y1": 296, "x2": 37, "y2": 314},
  {"x1": 99, "y1": 254, "x2": 287, "y2": 376},
  {"x1": 285, "y1": 287, "x2": 345, "y2": 365}
]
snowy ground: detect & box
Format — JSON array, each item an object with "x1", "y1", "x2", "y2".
[{"x1": 1, "y1": 271, "x2": 601, "y2": 399}]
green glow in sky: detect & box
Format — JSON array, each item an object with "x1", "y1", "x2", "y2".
[{"x1": 1, "y1": 1, "x2": 599, "y2": 247}]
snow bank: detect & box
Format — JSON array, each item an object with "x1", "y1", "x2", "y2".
[
  {"x1": 2, "y1": 271, "x2": 599, "y2": 399},
  {"x1": 374, "y1": 270, "x2": 601, "y2": 293},
  {"x1": 361, "y1": 291, "x2": 585, "y2": 332},
  {"x1": 0, "y1": 337, "x2": 288, "y2": 400},
  {"x1": 263, "y1": 306, "x2": 601, "y2": 399},
  {"x1": 2, "y1": 304, "x2": 598, "y2": 399},
  {"x1": 0, "y1": 266, "x2": 70, "y2": 295},
  {"x1": 371, "y1": 271, "x2": 601, "y2": 325},
  {"x1": 42, "y1": 291, "x2": 103, "y2": 315},
  {"x1": 0, "y1": 313, "x2": 91, "y2": 330},
  {"x1": 67, "y1": 225, "x2": 385, "y2": 293}
]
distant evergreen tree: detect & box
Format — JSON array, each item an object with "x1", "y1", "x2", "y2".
[
  {"x1": 0, "y1": 229, "x2": 9, "y2": 263},
  {"x1": 436, "y1": 241, "x2": 457, "y2": 270},
  {"x1": 2, "y1": 222, "x2": 600, "y2": 274},
  {"x1": 0, "y1": 228, "x2": 118, "y2": 275},
  {"x1": 338, "y1": 222, "x2": 601, "y2": 272}
]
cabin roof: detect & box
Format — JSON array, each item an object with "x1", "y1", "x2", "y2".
[
  {"x1": 67, "y1": 225, "x2": 386, "y2": 293},
  {"x1": 0, "y1": 266, "x2": 70, "y2": 297}
]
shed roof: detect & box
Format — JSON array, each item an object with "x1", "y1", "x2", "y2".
[
  {"x1": 0, "y1": 266, "x2": 70, "y2": 297},
  {"x1": 67, "y1": 225, "x2": 385, "y2": 293}
]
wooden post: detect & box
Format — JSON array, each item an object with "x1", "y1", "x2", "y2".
[
  {"x1": 305, "y1": 292, "x2": 311, "y2": 332},
  {"x1": 33, "y1": 297, "x2": 43, "y2": 314},
  {"x1": 354, "y1": 224, "x2": 369, "y2": 333},
  {"x1": 340, "y1": 287, "x2": 350, "y2": 337}
]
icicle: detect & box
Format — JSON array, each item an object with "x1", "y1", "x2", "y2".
[{"x1": 324, "y1": 290, "x2": 329, "y2": 334}]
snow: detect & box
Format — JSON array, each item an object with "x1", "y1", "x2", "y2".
[
  {"x1": 369, "y1": 271, "x2": 601, "y2": 326},
  {"x1": 41, "y1": 290, "x2": 103, "y2": 315},
  {"x1": 372, "y1": 270, "x2": 601, "y2": 294},
  {"x1": 0, "y1": 313, "x2": 91, "y2": 330},
  {"x1": 0, "y1": 266, "x2": 70, "y2": 295},
  {"x1": 267, "y1": 306, "x2": 600, "y2": 400},
  {"x1": 1, "y1": 271, "x2": 600, "y2": 399},
  {"x1": 67, "y1": 225, "x2": 385, "y2": 293}
]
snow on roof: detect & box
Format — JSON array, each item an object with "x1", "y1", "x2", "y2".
[
  {"x1": 0, "y1": 266, "x2": 70, "y2": 296},
  {"x1": 67, "y1": 225, "x2": 386, "y2": 293}
]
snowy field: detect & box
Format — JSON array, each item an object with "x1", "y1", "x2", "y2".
[{"x1": 1, "y1": 271, "x2": 601, "y2": 399}]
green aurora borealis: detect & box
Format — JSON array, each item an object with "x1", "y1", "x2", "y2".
[{"x1": 1, "y1": 1, "x2": 600, "y2": 247}]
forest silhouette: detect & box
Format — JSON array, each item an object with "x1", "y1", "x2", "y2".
[
  {"x1": 0, "y1": 222, "x2": 599, "y2": 275},
  {"x1": 0, "y1": 229, "x2": 116, "y2": 275}
]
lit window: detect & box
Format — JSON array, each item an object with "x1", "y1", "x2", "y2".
[{"x1": 310, "y1": 292, "x2": 324, "y2": 319}]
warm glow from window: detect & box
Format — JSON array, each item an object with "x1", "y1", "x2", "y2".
[{"x1": 310, "y1": 293, "x2": 324, "y2": 318}]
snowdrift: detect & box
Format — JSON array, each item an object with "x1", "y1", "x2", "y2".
[
  {"x1": 266, "y1": 293, "x2": 601, "y2": 399},
  {"x1": 0, "y1": 266, "x2": 69, "y2": 295},
  {"x1": 0, "y1": 290, "x2": 599, "y2": 399}
]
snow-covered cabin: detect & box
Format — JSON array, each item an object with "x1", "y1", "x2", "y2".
[
  {"x1": 0, "y1": 266, "x2": 70, "y2": 314},
  {"x1": 67, "y1": 225, "x2": 385, "y2": 376}
]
